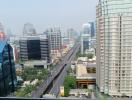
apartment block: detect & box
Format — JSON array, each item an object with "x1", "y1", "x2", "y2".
[{"x1": 96, "y1": 0, "x2": 132, "y2": 96}]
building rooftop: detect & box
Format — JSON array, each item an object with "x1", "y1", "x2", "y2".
[
  {"x1": 76, "y1": 63, "x2": 96, "y2": 79},
  {"x1": 77, "y1": 57, "x2": 88, "y2": 62},
  {"x1": 24, "y1": 60, "x2": 48, "y2": 67},
  {"x1": 69, "y1": 89, "x2": 88, "y2": 94},
  {"x1": 20, "y1": 35, "x2": 47, "y2": 40},
  {"x1": 76, "y1": 64, "x2": 87, "y2": 77}
]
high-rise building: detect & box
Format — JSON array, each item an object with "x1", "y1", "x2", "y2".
[
  {"x1": 19, "y1": 35, "x2": 51, "y2": 63},
  {"x1": 96, "y1": 0, "x2": 132, "y2": 96},
  {"x1": 82, "y1": 23, "x2": 91, "y2": 35},
  {"x1": 89, "y1": 22, "x2": 95, "y2": 37},
  {"x1": 81, "y1": 34, "x2": 90, "y2": 55},
  {"x1": 0, "y1": 41, "x2": 17, "y2": 96},
  {"x1": 82, "y1": 22, "x2": 95, "y2": 38},
  {"x1": 81, "y1": 23, "x2": 92, "y2": 55},
  {"x1": 47, "y1": 27, "x2": 62, "y2": 58}
]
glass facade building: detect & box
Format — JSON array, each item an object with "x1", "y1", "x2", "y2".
[
  {"x1": 27, "y1": 40, "x2": 41, "y2": 60},
  {"x1": 0, "y1": 41, "x2": 17, "y2": 96},
  {"x1": 96, "y1": 0, "x2": 132, "y2": 96},
  {"x1": 89, "y1": 22, "x2": 95, "y2": 37},
  {"x1": 20, "y1": 35, "x2": 51, "y2": 63}
]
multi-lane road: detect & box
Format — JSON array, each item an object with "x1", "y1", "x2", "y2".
[
  {"x1": 30, "y1": 40, "x2": 80, "y2": 98},
  {"x1": 48, "y1": 41, "x2": 80, "y2": 96}
]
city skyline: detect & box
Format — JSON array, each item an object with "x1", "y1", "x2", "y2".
[
  {"x1": 2, "y1": 0, "x2": 132, "y2": 99},
  {"x1": 0, "y1": 0, "x2": 98, "y2": 35}
]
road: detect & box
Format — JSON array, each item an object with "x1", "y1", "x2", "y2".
[
  {"x1": 30, "y1": 40, "x2": 80, "y2": 98},
  {"x1": 48, "y1": 41, "x2": 80, "y2": 96}
]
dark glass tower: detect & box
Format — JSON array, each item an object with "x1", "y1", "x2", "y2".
[{"x1": 0, "y1": 41, "x2": 17, "y2": 96}]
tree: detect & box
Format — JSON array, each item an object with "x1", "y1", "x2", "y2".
[
  {"x1": 63, "y1": 76, "x2": 76, "y2": 96},
  {"x1": 15, "y1": 85, "x2": 36, "y2": 97},
  {"x1": 21, "y1": 68, "x2": 49, "y2": 81},
  {"x1": 87, "y1": 53, "x2": 94, "y2": 59},
  {"x1": 64, "y1": 83, "x2": 70, "y2": 97}
]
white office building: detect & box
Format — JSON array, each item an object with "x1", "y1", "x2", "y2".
[{"x1": 96, "y1": 0, "x2": 132, "y2": 97}]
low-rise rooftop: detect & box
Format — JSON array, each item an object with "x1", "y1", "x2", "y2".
[{"x1": 76, "y1": 63, "x2": 96, "y2": 80}]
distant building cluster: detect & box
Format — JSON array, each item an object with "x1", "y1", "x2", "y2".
[{"x1": 0, "y1": 20, "x2": 96, "y2": 97}]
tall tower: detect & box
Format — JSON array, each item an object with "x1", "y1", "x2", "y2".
[
  {"x1": 96, "y1": 0, "x2": 132, "y2": 97},
  {"x1": 47, "y1": 27, "x2": 62, "y2": 58},
  {"x1": 82, "y1": 23, "x2": 91, "y2": 35}
]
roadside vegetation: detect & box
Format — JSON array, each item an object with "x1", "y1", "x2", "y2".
[
  {"x1": 76, "y1": 50, "x2": 94, "y2": 59},
  {"x1": 21, "y1": 68, "x2": 49, "y2": 81},
  {"x1": 63, "y1": 75, "x2": 76, "y2": 97},
  {"x1": 15, "y1": 68, "x2": 49, "y2": 97}
]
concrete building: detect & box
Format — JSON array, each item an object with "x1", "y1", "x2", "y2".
[
  {"x1": 19, "y1": 35, "x2": 51, "y2": 64},
  {"x1": 76, "y1": 57, "x2": 96, "y2": 89},
  {"x1": 69, "y1": 89, "x2": 89, "y2": 97},
  {"x1": 0, "y1": 41, "x2": 17, "y2": 96},
  {"x1": 10, "y1": 44, "x2": 19, "y2": 62},
  {"x1": 46, "y1": 27, "x2": 62, "y2": 58},
  {"x1": 96, "y1": 0, "x2": 132, "y2": 96}
]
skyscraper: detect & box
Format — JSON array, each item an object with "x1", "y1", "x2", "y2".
[
  {"x1": 82, "y1": 23, "x2": 91, "y2": 35},
  {"x1": 80, "y1": 34, "x2": 90, "y2": 55},
  {"x1": 81, "y1": 24, "x2": 91, "y2": 54},
  {"x1": 0, "y1": 41, "x2": 17, "y2": 96},
  {"x1": 96, "y1": 0, "x2": 132, "y2": 97},
  {"x1": 89, "y1": 22, "x2": 95, "y2": 37},
  {"x1": 82, "y1": 22, "x2": 95, "y2": 38}
]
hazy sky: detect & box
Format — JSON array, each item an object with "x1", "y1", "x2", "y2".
[{"x1": 0, "y1": 0, "x2": 98, "y2": 35}]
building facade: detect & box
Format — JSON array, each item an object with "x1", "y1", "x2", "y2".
[
  {"x1": 81, "y1": 34, "x2": 90, "y2": 55},
  {"x1": 67, "y1": 28, "x2": 78, "y2": 40},
  {"x1": 96, "y1": 0, "x2": 132, "y2": 96},
  {"x1": 89, "y1": 22, "x2": 95, "y2": 37},
  {"x1": 19, "y1": 35, "x2": 51, "y2": 63},
  {"x1": 0, "y1": 41, "x2": 17, "y2": 96},
  {"x1": 47, "y1": 28, "x2": 62, "y2": 58}
]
